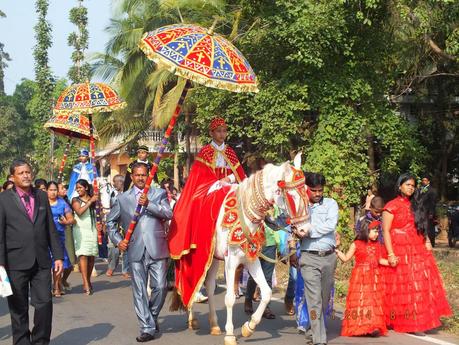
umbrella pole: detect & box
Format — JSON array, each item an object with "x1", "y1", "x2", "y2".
[
  {"x1": 57, "y1": 138, "x2": 72, "y2": 184},
  {"x1": 89, "y1": 115, "x2": 103, "y2": 245},
  {"x1": 124, "y1": 80, "x2": 192, "y2": 242}
]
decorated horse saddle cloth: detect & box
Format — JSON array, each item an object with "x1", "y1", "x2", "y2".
[{"x1": 221, "y1": 191, "x2": 266, "y2": 261}]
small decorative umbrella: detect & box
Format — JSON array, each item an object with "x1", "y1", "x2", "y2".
[
  {"x1": 53, "y1": 82, "x2": 127, "y2": 115},
  {"x1": 53, "y1": 81, "x2": 127, "y2": 244},
  {"x1": 44, "y1": 112, "x2": 99, "y2": 182},
  {"x1": 123, "y1": 22, "x2": 258, "y2": 242}
]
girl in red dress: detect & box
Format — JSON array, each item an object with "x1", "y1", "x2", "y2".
[
  {"x1": 336, "y1": 219, "x2": 389, "y2": 337},
  {"x1": 382, "y1": 173, "x2": 452, "y2": 335}
]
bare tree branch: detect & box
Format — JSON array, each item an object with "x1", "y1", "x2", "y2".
[{"x1": 425, "y1": 35, "x2": 457, "y2": 61}]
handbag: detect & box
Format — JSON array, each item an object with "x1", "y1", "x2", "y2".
[{"x1": 0, "y1": 266, "x2": 13, "y2": 297}]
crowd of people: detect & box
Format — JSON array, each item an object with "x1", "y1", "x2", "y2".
[{"x1": 0, "y1": 117, "x2": 453, "y2": 345}]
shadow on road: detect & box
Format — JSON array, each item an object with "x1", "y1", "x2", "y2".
[
  {"x1": 0, "y1": 300, "x2": 9, "y2": 318},
  {"x1": 159, "y1": 298, "x2": 342, "y2": 344},
  {"x1": 69, "y1": 279, "x2": 131, "y2": 294},
  {"x1": 52, "y1": 323, "x2": 114, "y2": 345},
  {"x1": 0, "y1": 325, "x2": 11, "y2": 341}
]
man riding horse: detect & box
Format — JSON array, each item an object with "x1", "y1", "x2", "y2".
[{"x1": 169, "y1": 117, "x2": 246, "y2": 308}]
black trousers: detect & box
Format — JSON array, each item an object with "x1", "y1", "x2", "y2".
[
  {"x1": 7, "y1": 262, "x2": 53, "y2": 345},
  {"x1": 245, "y1": 245, "x2": 276, "y2": 304},
  {"x1": 427, "y1": 219, "x2": 436, "y2": 247}
]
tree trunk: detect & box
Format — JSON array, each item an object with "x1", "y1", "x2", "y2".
[{"x1": 0, "y1": 64, "x2": 5, "y2": 96}]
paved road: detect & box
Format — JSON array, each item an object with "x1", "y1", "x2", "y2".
[{"x1": 1, "y1": 260, "x2": 458, "y2": 345}]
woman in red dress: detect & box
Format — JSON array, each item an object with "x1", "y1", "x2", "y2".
[
  {"x1": 336, "y1": 219, "x2": 388, "y2": 337},
  {"x1": 382, "y1": 173, "x2": 452, "y2": 335}
]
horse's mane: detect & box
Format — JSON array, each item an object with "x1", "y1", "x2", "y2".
[{"x1": 238, "y1": 162, "x2": 287, "y2": 192}]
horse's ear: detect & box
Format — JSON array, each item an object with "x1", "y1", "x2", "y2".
[{"x1": 293, "y1": 151, "x2": 302, "y2": 170}]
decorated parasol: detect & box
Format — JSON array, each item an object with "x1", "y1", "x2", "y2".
[
  {"x1": 122, "y1": 22, "x2": 259, "y2": 243},
  {"x1": 53, "y1": 81, "x2": 127, "y2": 244},
  {"x1": 44, "y1": 112, "x2": 99, "y2": 183}
]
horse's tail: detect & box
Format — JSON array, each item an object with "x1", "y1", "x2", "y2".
[{"x1": 169, "y1": 287, "x2": 187, "y2": 312}]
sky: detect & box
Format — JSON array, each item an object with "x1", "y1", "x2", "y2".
[{"x1": 0, "y1": 0, "x2": 112, "y2": 95}]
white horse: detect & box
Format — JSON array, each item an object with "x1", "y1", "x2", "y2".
[
  {"x1": 97, "y1": 176, "x2": 114, "y2": 216},
  {"x1": 175, "y1": 153, "x2": 310, "y2": 345}
]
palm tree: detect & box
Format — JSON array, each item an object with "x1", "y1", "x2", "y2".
[{"x1": 92, "y1": 0, "x2": 229, "y2": 146}]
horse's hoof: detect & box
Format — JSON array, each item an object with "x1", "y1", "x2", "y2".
[
  {"x1": 224, "y1": 335, "x2": 237, "y2": 345},
  {"x1": 241, "y1": 321, "x2": 255, "y2": 338},
  {"x1": 188, "y1": 319, "x2": 200, "y2": 330},
  {"x1": 210, "y1": 326, "x2": 222, "y2": 335}
]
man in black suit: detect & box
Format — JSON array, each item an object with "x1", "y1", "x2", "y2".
[
  {"x1": 0, "y1": 159, "x2": 63, "y2": 345},
  {"x1": 420, "y1": 174, "x2": 438, "y2": 247}
]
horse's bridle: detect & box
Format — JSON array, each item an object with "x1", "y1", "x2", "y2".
[
  {"x1": 277, "y1": 167, "x2": 309, "y2": 228},
  {"x1": 238, "y1": 165, "x2": 309, "y2": 229}
]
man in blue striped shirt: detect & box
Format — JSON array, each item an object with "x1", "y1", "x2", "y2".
[{"x1": 294, "y1": 173, "x2": 338, "y2": 345}]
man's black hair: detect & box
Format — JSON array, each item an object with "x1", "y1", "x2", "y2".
[
  {"x1": 34, "y1": 178, "x2": 47, "y2": 188},
  {"x1": 131, "y1": 162, "x2": 149, "y2": 173},
  {"x1": 9, "y1": 159, "x2": 32, "y2": 176},
  {"x1": 305, "y1": 173, "x2": 326, "y2": 188}
]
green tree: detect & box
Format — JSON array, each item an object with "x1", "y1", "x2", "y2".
[
  {"x1": 68, "y1": 0, "x2": 91, "y2": 83},
  {"x1": 0, "y1": 10, "x2": 11, "y2": 96},
  {"x1": 32, "y1": 0, "x2": 55, "y2": 178},
  {"x1": 0, "y1": 101, "x2": 23, "y2": 175},
  {"x1": 388, "y1": 0, "x2": 459, "y2": 200},
  {"x1": 11, "y1": 79, "x2": 36, "y2": 156}
]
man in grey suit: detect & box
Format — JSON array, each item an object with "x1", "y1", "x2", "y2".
[{"x1": 106, "y1": 163, "x2": 172, "y2": 343}]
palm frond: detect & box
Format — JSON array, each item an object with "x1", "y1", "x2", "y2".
[
  {"x1": 144, "y1": 68, "x2": 175, "y2": 112},
  {"x1": 152, "y1": 77, "x2": 187, "y2": 128},
  {"x1": 89, "y1": 52, "x2": 124, "y2": 84}
]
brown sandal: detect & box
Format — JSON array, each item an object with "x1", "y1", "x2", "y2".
[
  {"x1": 52, "y1": 289, "x2": 62, "y2": 298},
  {"x1": 284, "y1": 299, "x2": 295, "y2": 316}
]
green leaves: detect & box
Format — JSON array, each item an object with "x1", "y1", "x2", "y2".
[{"x1": 68, "y1": 0, "x2": 90, "y2": 83}]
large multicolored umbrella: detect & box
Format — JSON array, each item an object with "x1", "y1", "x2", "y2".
[
  {"x1": 44, "y1": 112, "x2": 99, "y2": 183},
  {"x1": 139, "y1": 23, "x2": 258, "y2": 93},
  {"x1": 122, "y1": 23, "x2": 258, "y2": 243},
  {"x1": 53, "y1": 81, "x2": 127, "y2": 244}
]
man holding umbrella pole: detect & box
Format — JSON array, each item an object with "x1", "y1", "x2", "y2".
[{"x1": 107, "y1": 162, "x2": 172, "y2": 342}]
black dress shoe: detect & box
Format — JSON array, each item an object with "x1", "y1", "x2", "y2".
[{"x1": 136, "y1": 333, "x2": 155, "y2": 342}]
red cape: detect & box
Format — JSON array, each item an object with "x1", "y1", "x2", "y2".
[{"x1": 168, "y1": 144, "x2": 245, "y2": 308}]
